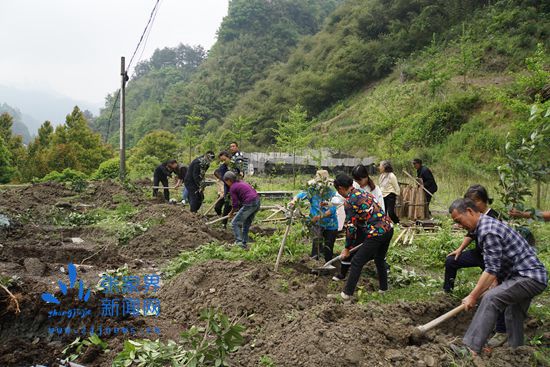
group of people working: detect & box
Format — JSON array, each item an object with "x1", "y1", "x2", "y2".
[
  {"x1": 292, "y1": 163, "x2": 546, "y2": 358},
  {"x1": 153, "y1": 142, "x2": 259, "y2": 249},
  {"x1": 154, "y1": 152, "x2": 546, "y2": 357}
]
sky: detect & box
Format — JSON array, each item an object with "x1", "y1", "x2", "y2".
[{"x1": 0, "y1": 0, "x2": 229, "y2": 109}]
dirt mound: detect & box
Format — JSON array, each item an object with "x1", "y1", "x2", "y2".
[
  {"x1": 0, "y1": 182, "x2": 76, "y2": 220},
  {"x1": 159, "y1": 260, "x2": 538, "y2": 367},
  {"x1": 121, "y1": 205, "x2": 230, "y2": 261},
  {"x1": 80, "y1": 180, "x2": 146, "y2": 208}
]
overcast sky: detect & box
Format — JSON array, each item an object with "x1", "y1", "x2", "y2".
[{"x1": 0, "y1": 0, "x2": 228, "y2": 107}]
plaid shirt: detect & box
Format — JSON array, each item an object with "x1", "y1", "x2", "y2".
[
  {"x1": 343, "y1": 188, "x2": 392, "y2": 248},
  {"x1": 477, "y1": 214, "x2": 547, "y2": 286}
]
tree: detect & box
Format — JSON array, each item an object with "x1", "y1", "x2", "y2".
[
  {"x1": 497, "y1": 103, "x2": 550, "y2": 214},
  {"x1": 0, "y1": 113, "x2": 14, "y2": 144},
  {"x1": 0, "y1": 112, "x2": 27, "y2": 181},
  {"x1": 273, "y1": 104, "x2": 312, "y2": 188},
  {"x1": 0, "y1": 136, "x2": 14, "y2": 183},
  {"x1": 129, "y1": 130, "x2": 179, "y2": 164},
  {"x1": 24, "y1": 121, "x2": 54, "y2": 181},
  {"x1": 46, "y1": 107, "x2": 113, "y2": 174},
  {"x1": 228, "y1": 115, "x2": 253, "y2": 147},
  {"x1": 453, "y1": 23, "x2": 481, "y2": 88},
  {"x1": 181, "y1": 112, "x2": 203, "y2": 163},
  {"x1": 417, "y1": 34, "x2": 450, "y2": 97}
]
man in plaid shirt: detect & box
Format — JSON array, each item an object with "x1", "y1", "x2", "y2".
[{"x1": 449, "y1": 198, "x2": 547, "y2": 356}]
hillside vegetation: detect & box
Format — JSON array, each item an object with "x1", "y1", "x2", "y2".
[
  {"x1": 93, "y1": 0, "x2": 549, "y2": 176},
  {"x1": 92, "y1": 0, "x2": 342, "y2": 147},
  {"x1": 1, "y1": 0, "x2": 548, "y2": 183}
]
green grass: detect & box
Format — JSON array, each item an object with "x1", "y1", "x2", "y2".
[{"x1": 163, "y1": 221, "x2": 311, "y2": 278}]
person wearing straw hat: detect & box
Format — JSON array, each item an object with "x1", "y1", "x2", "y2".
[{"x1": 289, "y1": 170, "x2": 339, "y2": 262}]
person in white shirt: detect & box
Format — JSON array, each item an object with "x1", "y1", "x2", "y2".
[
  {"x1": 378, "y1": 160, "x2": 400, "y2": 224},
  {"x1": 351, "y1": 165, "x2": 385, "y2": 213}
]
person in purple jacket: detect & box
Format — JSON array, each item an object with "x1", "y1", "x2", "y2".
[{"x1": 223, "y1": 171, "x2": 261, "y2": 249}]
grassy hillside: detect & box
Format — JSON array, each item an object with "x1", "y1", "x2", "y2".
[
  {"x1": 303, "y1": 0, "x2": 550, "y2": 175},
  {"x1": 93, "y1": 0, "x2": 341, "y2": 147},
  {"x1": 85, "y1": 0, "x2": 549, "y2": 183},
  {"x1": 227, "y1": 0, "x2": 549, "y2": 177}
]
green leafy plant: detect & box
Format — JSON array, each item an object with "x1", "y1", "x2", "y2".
[
  {"x1": 497, "y1": 104, "x2": 549, "y2": 214},
  {"x1": 259, "y1": 355, "x2": 276, "y2": 367},
  {"x1": 112, "y1": 309, "x2": 245, "y2": 367},
  {"x1": 91, "y1": 157, "x2": 120, "y2": 180},
  {"x1": 37, "y1": 168, "x2": 88, "y2": 192},
  {"x1": 62, "y1": 334, "x2": 109, "y2": 363},
  {"x1": 389, "y1": 265, "x2": 438, "y2": 288},
  {"x1": 0, "y1": 275, "x2": 21, "y2": 288}
]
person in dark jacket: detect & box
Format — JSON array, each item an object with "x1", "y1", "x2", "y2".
[
  {"x1": 213, "y1": 151, "x2": 238, "y2": 228},
  {"x1": 413, "y1": 158, "x2": 437, "y2": 214},
  {"x1": 229, "y1": 142, "x2": 246, "y2": 177},
  {"x1": 184, "y1": 151, "x2": 215, "y2": 212},
  {"x1": 153, "y1": 160, "x2": 178, "y2": 201}
]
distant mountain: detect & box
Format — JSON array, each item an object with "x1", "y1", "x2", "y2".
[
  {"x1": 0, "y1": 103, "x2": 32, "y2": 144},
  {"x1": 0, "y1": 85, "x2": 100, "y2": 134}
]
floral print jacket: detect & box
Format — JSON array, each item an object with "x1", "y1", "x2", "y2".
[{"x1": 344, "y1": 188, "x2": 392, "y2": 248}]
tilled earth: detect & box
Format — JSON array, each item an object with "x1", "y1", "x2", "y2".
[{"x1": 0, "y1": 183, "x2": 546, "y2": 366}]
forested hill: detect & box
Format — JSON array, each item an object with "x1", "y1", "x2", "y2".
[
  {"x1": 92, "y1": 0, "x2": 342, "y2": 146},
  {"x1": 92, "y1": 0, "x2": 549, "y2": 174}
]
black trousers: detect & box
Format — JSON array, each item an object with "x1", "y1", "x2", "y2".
[
  {"x1": 187, "y1": 187, "x2": 204, "y2": 213},
  {"x1": 343, "y1": 228, "x2": 393, "y2": 295},
  {"x1": 426, "y1": 191, "x2": 434, "y2": 215},
  {"x1": 444, "y1": 248, "x2": 507, "y2": 333},
  {"x1": 214, "y1": 195, "x2": 232, "y2": 227},
  {"x1": 383, "y1": 193, "x2": 399, "y2": 224},
  {"x1": 153, "y1": 167, "x2": 170, "y2": 201},
  {"x1": 311, "y1": 225, "x2": 337, "y2": 262}
]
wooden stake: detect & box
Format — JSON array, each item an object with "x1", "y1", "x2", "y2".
[
  {"x1": 274, "y1": 212, "x2": 294, "y2": 272},
  {"x1": 394, "y1": 228, "x2": 407, "y2": 245}
]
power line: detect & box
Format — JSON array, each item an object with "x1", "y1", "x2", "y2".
[
  {"x1": 105, "y1": 89, "x2": 120, "y2": 139},
  {"x1": 127, "y1": 0, "x2": 162, "y2": 72},
  {"x1": 106, "y1": 0, "x2": 162, "y2": 138},
  {"x1": 136, "y1": 0, "x2": 162, "y2": 68}
]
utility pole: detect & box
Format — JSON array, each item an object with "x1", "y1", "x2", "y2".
[{"x1": 119, "y1": 57, "x2": 128, "y2": 180}]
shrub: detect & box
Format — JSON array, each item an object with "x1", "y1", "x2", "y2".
[
  {"x1": 91, "y1": 158, "x2": 120, "y2": 180},
  {"x1": 38, "y1": 168, "x2": 88, "y2": 192}
]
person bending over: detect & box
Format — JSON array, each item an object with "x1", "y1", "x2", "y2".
[
  {"x1": 448, "y1": 198, "x2": 546, "y2": 358},
  {"x1": 444, "y1": 185, "x2": 507, "y2": 347},
  {"x1": 224, "y1": 172, "x2": 261, "y2": 250},
  {"x1": 153, "y1": 159, "x2": 178, "y2": 202},
  {"x1": 184, "y1": 151, "x2": 215, "y2": 213},
  {"x1": 331, "y1": 174, "x2": 394, "y2": 299},
  {"x1": 289, "y1": 170, "x2": 339, "y2": 262}
]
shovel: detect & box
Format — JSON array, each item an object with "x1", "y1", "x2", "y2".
[
  {"x1": 311, "y1": 243, "x2": 363, "y2": 274},
  {"x1": 205, "y1": 215, "x2": 230, "y2": 226},
  {"x1": 412, "y1": 291, "x2": 487, "y2": 340}
]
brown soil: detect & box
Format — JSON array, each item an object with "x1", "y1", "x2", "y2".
[
  {"x1": 121, "y1": 205, "x2": 231, "y2": 261},
  {"x1": 0, "y1": 183, "x2": 545, "y2": 367}
]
